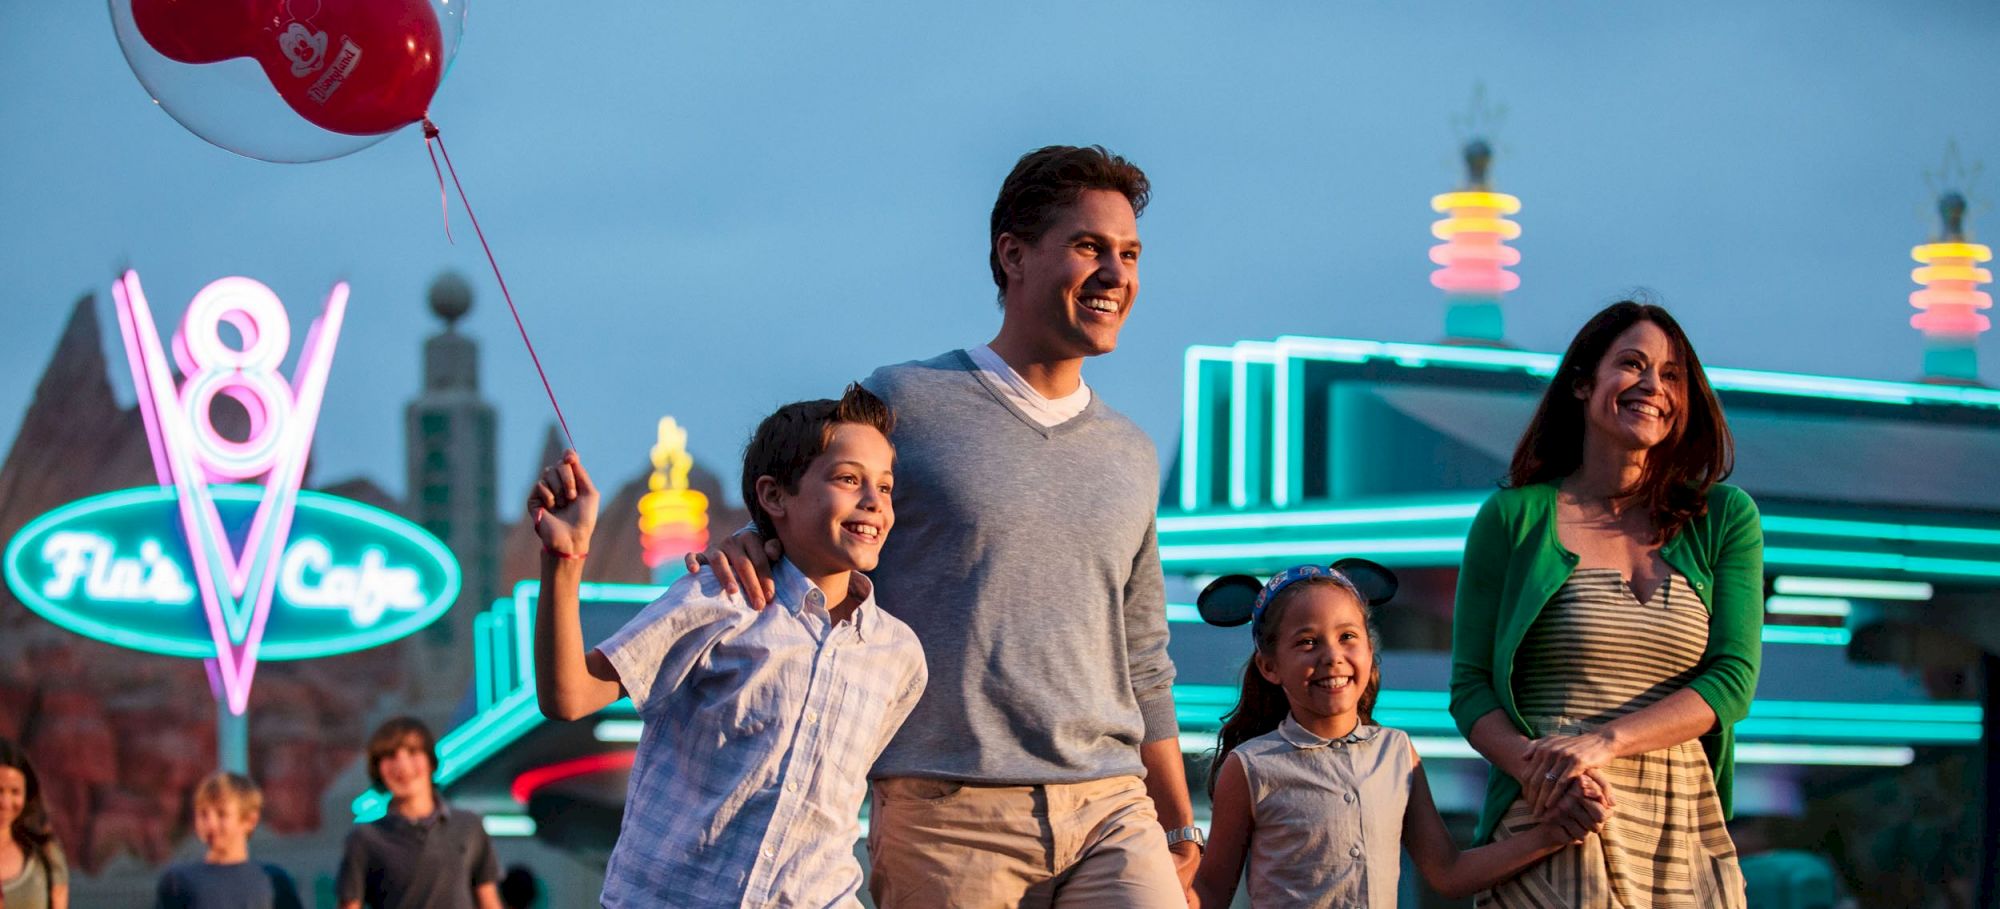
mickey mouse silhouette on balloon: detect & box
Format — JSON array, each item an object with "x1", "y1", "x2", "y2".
[{"x1": 1194, "y1": 558, "x2": 1400, "y2": 628}]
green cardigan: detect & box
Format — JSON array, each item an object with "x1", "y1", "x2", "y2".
[{"x1": 1448, "y1": 481, "x2": 1764, "y2": 844}]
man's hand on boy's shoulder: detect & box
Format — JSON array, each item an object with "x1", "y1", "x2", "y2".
[{"x1": 686, "y1": 527, "x2": 783, "y2": 609}]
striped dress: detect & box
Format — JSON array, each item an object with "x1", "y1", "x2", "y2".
[{"x1": 1477, "y1": 569, "x2": 1746, "y2": 908}]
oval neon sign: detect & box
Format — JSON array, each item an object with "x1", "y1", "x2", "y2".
[{"x1": 4, "y1": 485, "x2": 460, "y2": 661}]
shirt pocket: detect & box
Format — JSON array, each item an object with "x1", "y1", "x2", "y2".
[
  {"x1": 690, "y1": 659, "x2": 791, "y2": 746},
  {"x1": 831, "y1": 672, "x2": 897, "y2": 781}
]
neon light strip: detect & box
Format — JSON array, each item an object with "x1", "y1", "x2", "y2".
[
  {"x1": 511, "y1": 751, "x2": 637, "y2": 803},
  {"x1": 1733, "y1": 744, "x2": 1913, "y2": 767},
  {"x1": 1760, "y1": 625, "x2": 1851, "y2": 646},
  {"x1": 1159, "y1": 536, "x2": 1470, "y2": 564},
  {"x1": 594, "y1": 719, "x2": 643, "y2": 742},
  {"x1": 1764, "y1": 596, "x2": 1853, "y2": 618},
  {"x1": 1158, "y1": 496, "x2": 1485, "y2": 533},
  {"x1": 482, "y1": 814, "x2": 538, "y2": 837},
  {"x1": 1772, "y1": 576, "x2": 1933, "y2": 600}
]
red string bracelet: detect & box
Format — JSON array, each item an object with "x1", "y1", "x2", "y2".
[{"x1": 543, "y1": 545, "x2": 587, "y2": 561}]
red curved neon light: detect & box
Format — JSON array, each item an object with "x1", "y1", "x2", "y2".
[{"x1": 511, "y1": 750, "x2": 637, "y2": 804}]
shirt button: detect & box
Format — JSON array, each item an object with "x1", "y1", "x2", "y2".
[
  {"x1": 1343, "y1": 792, "x2": 1356, "y2": 803},
  {"x1": 1349, "y1": 846, "x2": 1361, "y2": 858},
  {"x1": 763, "y1": 847, "x2": 775, "y2": 859},
  {"x1": 785, "y1": 781, "x2": 797, "y2": 793},
  {"x1": 805, "y1": 710, "x2": 818, "y2": 724}
]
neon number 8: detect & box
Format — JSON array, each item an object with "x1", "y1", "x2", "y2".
[{"x1": 173, "y1": 278, "x2": 296, "y2": 480}]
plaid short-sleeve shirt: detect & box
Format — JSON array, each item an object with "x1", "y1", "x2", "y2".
[{"x1": 597, "y1": 560, "x2": 927, "y2": 909}]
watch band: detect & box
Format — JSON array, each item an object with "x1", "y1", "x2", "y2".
[{"x1": 1165, "y1": 825, "x2": 1206, "y2": 851}]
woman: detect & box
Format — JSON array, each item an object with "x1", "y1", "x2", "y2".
[
  {"x1": 0, "y1": 738, "x2": 68, "y2": 909},
  {"x1": 1448, "y1": 301, "x2": 1762, "y2": 906}
]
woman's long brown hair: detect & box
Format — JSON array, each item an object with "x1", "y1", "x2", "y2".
[{"x1": 1507, "y1": 300, "x2": 1734, "y2": 543}]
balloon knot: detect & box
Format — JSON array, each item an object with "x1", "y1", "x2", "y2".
[{"x1": 422, "y1": 119, "x2": 440, "y2": 139}]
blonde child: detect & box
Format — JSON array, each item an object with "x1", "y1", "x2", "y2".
[
  {"x1": 155, "y1": 773, "x2": 302, "y2": 909},
  {"x1": 1192, "y1": 563, "x2": 1611, "y2": 907}
]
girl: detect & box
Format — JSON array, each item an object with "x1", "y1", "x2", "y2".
[
  {"x1": 1193, "y1": 565, "x2": 1605, "y2": 908},
  {"x1": 0, "y1": 739, "x2": 66, "y2": 909}
]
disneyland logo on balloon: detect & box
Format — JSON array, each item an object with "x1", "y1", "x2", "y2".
[{"x1": 279, "y1": 22, "x2": 329, "y2": 77}]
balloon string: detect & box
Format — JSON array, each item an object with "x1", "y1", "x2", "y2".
[
  {"x1": 421, "y1": 118, "x2": 578, "y2": 452},
  {"x1": 423, "y1": 129, "x2": 455, "y2": 244}
]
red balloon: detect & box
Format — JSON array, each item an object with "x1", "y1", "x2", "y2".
[{"x1": 130, "y1": 0, "x2": 443, "y2": 136}]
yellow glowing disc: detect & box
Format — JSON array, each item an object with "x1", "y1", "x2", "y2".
[
  {"x1": 1432, "y1": 217, "x2": 1522, "y2": 240},
  {"x1": 1911, "y1": 242, "x2": 1994, "y2": 264},
  {"x1": 1912, "y1": 265, "x2": 1994, "y2": 285},
  {"x1": 1430, "y1": 191, "x2": 1521, "y2": 214}
]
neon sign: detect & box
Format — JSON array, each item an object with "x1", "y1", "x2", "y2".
[
  {"x1": 637, "y1": 417, "x2": 709, "y2": 572},
  {"x1": 6, "y1": 485, "x2": 458, "y2": 661},
  {"x1": 1, "y1": 272, "x2": 459, "y2": 714}
]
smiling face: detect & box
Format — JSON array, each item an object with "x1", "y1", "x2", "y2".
[
  {"x1": 0, "y1": 766, "x2": 24, "y2": 833},
  {"x1": 1254, "y1": 583, "x2": 1376, "y2": 733},
  {"x1": 1576, "y1": 320, "x2": 1685, "y2": 455},
  {"x1": 759, "y1": 422, "x2": 895, "y2": 576},
  {"x1": 194, "y1": 794, "x2": 257, "y2": 858},
  {"x1": 376, "y1": 736, "x2": 435, "y2": 802},
  {"x1": 997, "y1": 188, "x2": 1141, "y2": 361}
]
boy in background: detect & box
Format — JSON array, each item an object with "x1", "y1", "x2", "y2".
[
  {"x1": 531, "y1": 384, "x2": 926, "y2": 908},
  {"x1": 337, "y1": 718, "x2": 500, "y2": 909},
  {"x1": 154, "y1": 773, "x2": 302, "y2": 909}
]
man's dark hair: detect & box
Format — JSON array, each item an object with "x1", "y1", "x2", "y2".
[
  {"x1": 364, "y1": 715, "x2": 439, "y2": 793},
  {"x1": 741, "y1": 383, "x2": 895, "y2": 540},
  {"x1": 988, "y1": 145, "x2": 1151, "y2": 302}
]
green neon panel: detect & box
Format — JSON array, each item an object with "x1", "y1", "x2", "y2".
[
  {"x1": 472, "y1": 614, "x2": 496, "y2": 713},
  {"x1": 4, "y1": 486, "x2": 460, "y2": 661}
]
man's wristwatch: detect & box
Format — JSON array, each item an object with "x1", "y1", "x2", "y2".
[{"x1": 1165, "y1": 825, "x2": 1206, "y2": 853}]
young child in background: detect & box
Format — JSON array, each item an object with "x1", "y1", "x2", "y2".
[
  {"x1": 337, "y1": 717, "x2": 501, "y2": 909},
  {"x1": 154, "y1": 773, "x2": 303, "y2": 909},
  {"x1": 0, "y1": 739, "x2": 66, "y2": 909},
  {"x1": 1192, "y1": 565, "x2": 1610, "y2": 907},
  {"x1": 530, "y1": 384, "x2": 927, "y2": 909}
]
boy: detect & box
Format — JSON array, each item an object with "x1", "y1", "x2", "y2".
[
  {"x1": 337, "y1": 718, "x2": 501, "y2": 909},
  {"x1": 531, "y1": 383, "x2": 926, "y2": 909},
  {"x1": 154, "y1": 773, "x2": 303, "y2": 909}
]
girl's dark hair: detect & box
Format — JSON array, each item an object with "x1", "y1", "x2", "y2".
[
  {"x1": 0, "y1": 738, "x2": 56, "y2": 872},
  {"x1": 1204, "y1": 576, "x2": 1382, "y2": 797},
  {"x1": 1507, "y1": 300, "x2": 1733, "y2": 543}
]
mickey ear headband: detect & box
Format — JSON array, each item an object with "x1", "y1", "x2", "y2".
[{"x1": 1194, "y1": 558, "x2": 1399, "y2": 628}]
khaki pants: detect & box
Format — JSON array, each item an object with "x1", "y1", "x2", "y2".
[{"x1": 868, "y1": 775, "x2": 1186, "y2": 909}]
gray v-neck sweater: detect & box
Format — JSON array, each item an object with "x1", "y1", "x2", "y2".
[{"x1": 862, "y1": 350, "x2": 1178, "y2": 783}]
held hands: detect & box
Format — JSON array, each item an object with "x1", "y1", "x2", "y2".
[
  {"x1": 1535, "y1": 771, "x2": 1612, "y2": 844},
  {"x1": 1520, "y1": 730, "x2": 1618, "y2": 841},
  {"x1": 685, "y1": 527, "x2": 783, "y2": 609},
  {"x1": 529, "y1": 450, "x2": 598, "y2": 559}
]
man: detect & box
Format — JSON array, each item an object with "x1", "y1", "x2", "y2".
[{"x1": 698, "y1": 145, "x2": 1197, "y2": 907}]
